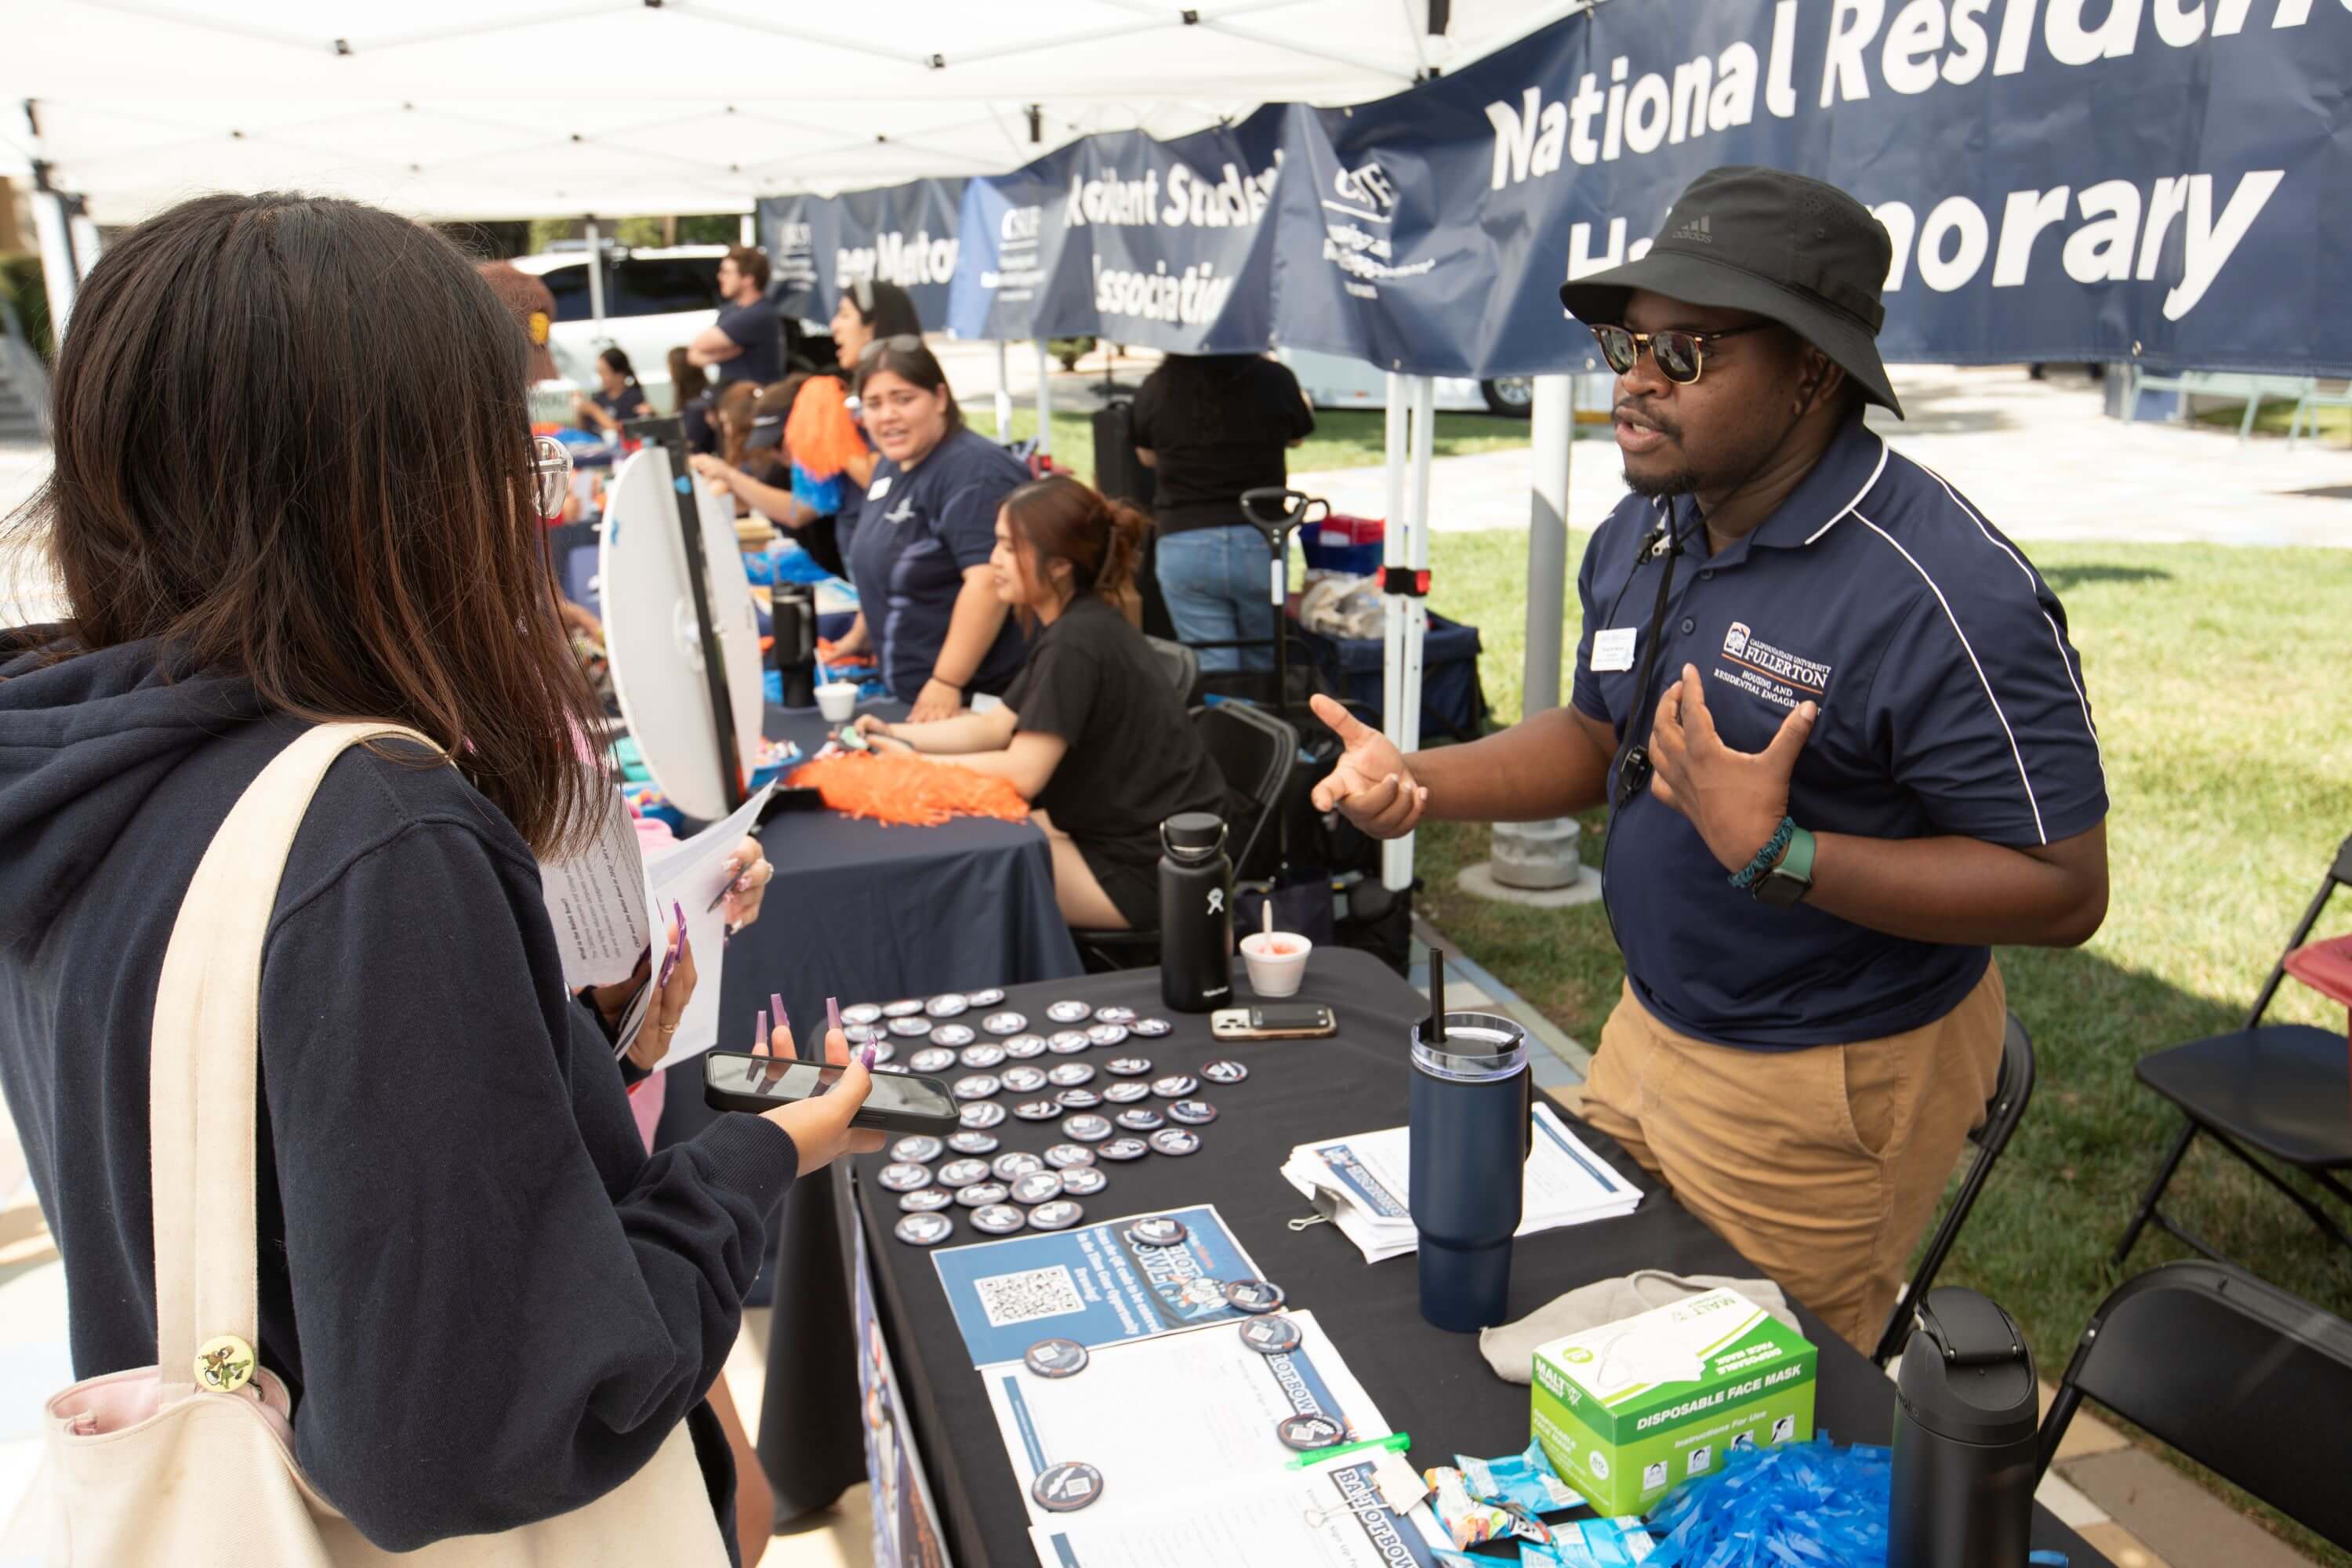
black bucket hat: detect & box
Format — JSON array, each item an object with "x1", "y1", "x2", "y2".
[{"x1": 1558, "y1": 165, "x2": 1903, "y2": 418}]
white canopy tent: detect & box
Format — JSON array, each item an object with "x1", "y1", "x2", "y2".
[{"x1": 3, "y1": 0, "x2": 1595, "y2": 896}]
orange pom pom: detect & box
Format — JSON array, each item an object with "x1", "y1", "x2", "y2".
[{"x1": 786, "y1": 752, "x2": 1032, "y2": 828}]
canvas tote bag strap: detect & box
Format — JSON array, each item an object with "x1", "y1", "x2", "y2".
[{"x1": 150, "y1": 723, "x2": 440, "y2": 1400}]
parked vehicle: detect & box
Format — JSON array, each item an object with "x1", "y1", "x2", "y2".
[{"x1": 1276, "y1": 346, "x2": 1611, "y2": 421}]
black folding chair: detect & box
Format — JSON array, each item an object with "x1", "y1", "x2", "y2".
[
  {"x1": 2112, "y1": 832, "x2": 2352, "y2": 1270},
  {"x1": 1142, "y1": 636, "x2": 1201, "y2": 707},
  {"x1": 2037, "y1": 1261, "x2": 2352, "y2": 1551},
  {"x1": 1871, "y1": 1011, "x2": 2037, "y2": 1367},
  {"x1": 1069, "y1": 702, "x2": 1299, "y2": 974}
]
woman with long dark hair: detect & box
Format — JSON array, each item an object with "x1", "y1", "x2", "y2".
[
  {"x1": 858, "y1": 475, "x2": 1225, "y2": 927},
  {"x1": 0, "y1": 193, "x2": 877, "y2": 1559},
  {"x1": 573, "y1": 346, "x2": 654, "y2": 435},
  {"x1": 832, "y1": 339, "x2": 1029, "y2": 720}
]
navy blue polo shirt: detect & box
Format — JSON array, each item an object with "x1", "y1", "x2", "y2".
[
  {"x1": 848, "y1": 427, "x2": 1029, "y2": 702},
  {"x1": 714, "y1": 300, "x2": 783, "y2": 386},
  {"x1": 1573, "y1": 416, "x2": 2106, "y2": 1050}
]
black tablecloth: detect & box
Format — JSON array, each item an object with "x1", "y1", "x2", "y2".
[
  {"x1": 851, "y1": 949, "x2": 2107, "y2": 1567},
  {"x1": 656, "y1": 699, "x2": 1083, "y2": 1523}
]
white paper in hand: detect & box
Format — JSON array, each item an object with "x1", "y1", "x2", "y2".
[
  {"x1": 639, "y1": 782, "x2": 775, "y2": 1067},
  {"x1": 538, "y1": 783, "x2": 654, "y2": 993}
]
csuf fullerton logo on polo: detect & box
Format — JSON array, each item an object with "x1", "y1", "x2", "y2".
[{"x1": 1712, "y1": 621, "x2": 1831, "y2": 712}]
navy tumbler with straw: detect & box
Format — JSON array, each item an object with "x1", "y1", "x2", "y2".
[{"x1": 1409, "y1": 954, "x2": 1534, "y2": 1331}]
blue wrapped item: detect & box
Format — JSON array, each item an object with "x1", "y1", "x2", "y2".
[
  {"x1": 1523, "y1": 1515, "x2": 1657, "y2": 1566},
  {"x1": 1642, "y1": 1436, "x2": 1891, "y2": 1568},
  {"x1": 792, "y1": 466, "x2": 845, "y2": 518},
  {"x1": 1458, "y1": 1440, "x2": 1585, "y2": 1518}
]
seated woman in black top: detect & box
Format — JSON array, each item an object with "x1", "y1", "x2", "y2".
[
  {"x1": 571, "y1": 347, "x2": 654, "y2": 436},
  {"x1": 856, "y1": 475, "x2": 1226, "y2": 929}
]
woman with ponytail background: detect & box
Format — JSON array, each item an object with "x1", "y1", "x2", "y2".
[{"x1": 856, "y1": 475, "x2": 1226, "y2": 929}]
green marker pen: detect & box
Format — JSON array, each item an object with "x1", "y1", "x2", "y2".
[{"x1": 1286, "y1": 1430, "x2": 1411, "y2": 1471}]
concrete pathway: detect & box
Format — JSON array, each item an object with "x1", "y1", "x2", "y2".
[{"x1": 1290, "y1": 364, "x2": 2352, "y2": 550}]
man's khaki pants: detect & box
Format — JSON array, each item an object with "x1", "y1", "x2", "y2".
[{"x1": 1577, "y1": 960, "x2": 2006, "y2": 1353}]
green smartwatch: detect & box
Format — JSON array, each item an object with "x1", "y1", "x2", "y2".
[{"x1": 1751, "y1": 822, "x2": 1816, "y2": 906}]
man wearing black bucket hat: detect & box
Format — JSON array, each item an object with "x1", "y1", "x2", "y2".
[{"x1": 1311, "y1": 167, "x2": 2108, "y2": 1351}]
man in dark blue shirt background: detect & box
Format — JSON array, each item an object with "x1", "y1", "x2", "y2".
[
  {"x1": 1312, "y1": 166, "x2": 2108, "y2": 1352},
  {"x1": 688, "y1": 245, "x2": 784, "y2": 388}
]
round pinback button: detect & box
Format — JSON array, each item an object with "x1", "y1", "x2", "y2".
[
  {"x1": 959, "y1": 1043, "x2": 1007, "y2": 1069},
  {"x1": 1168, "y1": 1099, "x2": 1218, "y2": 1126},
  {"x1": 1125, "y1": 1215, "x2": 1189, "y2": 1248},
  {"x1": 946, "y1": 1130, "x2": 1000, "y2": 1156},
  {"x1": 1059, "y1": 1165, "x2": 1108, "y2": 1196},
  {"x1": 971, "y1": 1204, "x2": 1027, "y2": 1235},
  {"x1": 966, "y1": 987, "x2": 1007, "y2": 1007},
  {"x1": 925, "y1": 993, "x2": 969, "y2": 1018},
  {"x1": 1013, "y1": 1099, "x2": 1062, "y2": 1121},
  {"x1": 890, "y1": 1135, "x2": 945, "y2": 1164},
  {"x1": 1024, "y1": 1338, "x2": 1089, "y2": 1378},
  {"x1": 841, "y1": 1003, "x2": 884, "y2": 1026},
  {"x1": 1096, "y1": 1136, "x2": 1150, "y2": 1162},
  {"x1": 993, "y1": 1152, "x2": 1045, "y2": 1181},
  {"x1": 887, "y1": 1016, "x2": 933, "y2": 1037},
  {"x1": 1085, "y1": 1022, "x2": 1130, "y2": 1047},
  {"x1": 955, "y1": 1181, "x2": 1011, "y2": 1208},
  {"x1": 1004, "y1": 1034, "x2": 1048, "y2": 1058},
  {"x1": 1240, "y1": 1315, "x2": 1303, "y2": 1356},
  {"x1": 1105, "y1": 1057, "x2": 1153, "y2": 1077},
  {"x1": 877, "y1": 1163, "x2": 933, "y2": 1192},
  {"x1": 881, "y1": 999, "x2": 926, "y2": 1018},
  {"x1": 1276, "y1": 1414, "x2": 1346, "y2": 1452},
  {"x1": 952, "y1": 1075, "x2": 1001, "y2": 1102},
  {"x1": 1114, "y1": 1108, "x2": 1165, "y2": 1133},
  {"x1": 895, "y1": 1212, "x2": 954, "y2": 1247},
  {"x1": 1178, "y1": 1276, "x2": 1228, "y2": 1309},
  {"x1": 960, "y1": 1102, "x2": 1007, "y2": 1130},
  {"x1": 874, "y1": 1062, "x2": 911, "y2": 1075},
  {"x1": 1047, "y1": 1031, "x2": 1092, "y2": 1055},
  {"x1": 1056, "y1": 1088, "x2": 1103, "y2": 1110},
  {"x1": 1224, "y1": 1279, "x2": 1286, "y2": 1313},
  {"x1": 899, "y1": 1188, "x2": 954, "y2": 1213},
  {"x1": 1047, "y1": 1062, "x2": 1097, "y2": 1087},
  {"x1": 1001, "y1": 1065, "x2": 1049, "y2": 1093},
  {"x1": 1011, "y1": 1171, "x2": 1065, "y2": 1205},
  {"x1": 867, "y1": 1040, "x2": 898, "y2": 1066},
  {"x1": 1062, "y1": 1114, "x2": 1113, "y2": 1143},
  {"x1": 1102, "y1": 1080, "x2": 1151, "y2": 1105},
  {"x1": 930, "y1": 1023, "x2": 977, "y2": 1047},
  {"x1": 1093, "y1": 1005, "x2": 1138, "y2": 1025},
  {"x1": 1149, "y1": 1074, "x2": 1200, "y2": 1099},
  {"x1": 843, "y1": 1022, "x2": 887, "y2": 1046},
  {"x1": 1032, "y1": 1461, "x2": 1104, "y2": 1513},
  {"x1": 909, "y1": 1047, "x2": 958, "y2": 1075},
  {"x1": 1130, "y1": 1016, "x2": 1173, "y2": 1038},
  {"x1": 1043, "y1": 1143, "x2": 1096, "y2": 1169},
  {"x1": 1149, "y1": 1129, "x2": 1202, "y2": 1157},
  {"x1": 1200, "y1": 1058, "x2": 1250, "y2": 1085},
  {"x1": 1027, "y1": 1200, "x2": 1084, "y2": 1231},
  {"x1": 938, "y1": 1158, "x2": 993, "y2": 1187},
  {"x1": 982, "y1": 1011, "x2": 1029, "y2": 1036},
  {"x1": 1046, "y1": 1000, "x2": 1091, "y2": 1024}
]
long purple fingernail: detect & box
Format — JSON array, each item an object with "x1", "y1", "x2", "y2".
[
  {"x1": 826, "y1": 996, "x2": 843, "y2": 1034},
  {"x1": 770, "y1": 993, "x2": 788, "y2": 1033},
  {"x1": 858, "y1": 1045, "x2": 876, "y2": 1069},
  {"x1": 655, "y1": 922, "x2": 682, "y2": 990},
  {"x1": 753, "y1": 1008, "x2": 768, "y2": 1051}
]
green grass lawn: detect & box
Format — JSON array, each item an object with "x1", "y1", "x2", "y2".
[
  {"x1": 1415, "y1": 528, "x2": 2352, "y2": 1560},
  {"x1": 2194, "y1": 397, "x2": 2352, "y2": 446},
  {"x1": 964, "y1": 405, "x2": 1532, "y2": 487}
]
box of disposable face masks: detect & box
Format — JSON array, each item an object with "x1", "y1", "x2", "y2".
[{"x1": 1530, "y1": 1287, "x2": 1816, "y2": 1515}]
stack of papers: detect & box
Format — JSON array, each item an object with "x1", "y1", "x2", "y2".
[{"x1": 1283, "y1": 1102, "x2": 1643, "y2": 1264}]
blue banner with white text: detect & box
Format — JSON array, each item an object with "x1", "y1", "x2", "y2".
[{"x1": 758, "y1": 0, "x2": 2352, "y2": 376}]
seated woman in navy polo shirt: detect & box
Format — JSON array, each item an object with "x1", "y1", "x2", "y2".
[
  {"x1": 830, "y1": 340, "x2": 1029, "y2": 720},
  {"x1": 855, "y1": 476, "x2": 1226, "y2": 929},
  {"x1": 571, "y1": 347, "x2": 653, "y2": 437}
]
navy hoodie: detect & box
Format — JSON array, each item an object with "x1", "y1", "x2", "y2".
[{"x1": 0, "y1": 631, "x2": 794, "y2": 1556}]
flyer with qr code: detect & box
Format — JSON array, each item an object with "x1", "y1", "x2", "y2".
[{"x1": 928, "y1": 1204, "x2": 1265, "y2": 1367}]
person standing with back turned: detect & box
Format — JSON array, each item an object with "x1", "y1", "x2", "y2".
[
  {"x1": 688, "y1": 245, "x2": 784, "y2": 389},
  {"x1": 1312, "y1": 167, "x2": 2109, "y2": 1352}
]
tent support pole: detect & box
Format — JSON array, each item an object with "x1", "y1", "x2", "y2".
[
  {"x1": 994, "y1": 341, "x2": 1014, "y2": 437},
  {"x1": 1033, "y1": 339, "x2": 1053, "y2": 456},
  {"x1": 1381, "y1": 376, "x2": 1429, "y2": 894},
  {"x1": 584, "y1": 216, "x2": 605, "y2": 327}
]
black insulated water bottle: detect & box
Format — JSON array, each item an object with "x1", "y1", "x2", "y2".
[
  {"x1": 1889, "y1": 1288, "x2": 2039, "y2": 1568},
  {"x1": 1157, "y1": 812, "x2": 1232, "y2": 1013}
]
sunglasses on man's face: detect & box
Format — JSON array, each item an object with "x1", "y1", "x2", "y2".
[{"x1": 1589, "y1": 321, "x2": 1769, "y2": 385}]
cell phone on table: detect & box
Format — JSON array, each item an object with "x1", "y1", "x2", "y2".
[
  {"x1": 702, "y1": 1051, "x2": 960, "y2": 1134},
  {"x1": 1210, "y1": 1004, "x2": 1338, "y2": 1040}
]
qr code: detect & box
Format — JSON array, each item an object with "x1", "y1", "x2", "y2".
[{"x1": 975, "y1": 1265, "x2": 1085, "y2": 1328}]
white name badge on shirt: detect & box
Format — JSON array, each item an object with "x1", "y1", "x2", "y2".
[
  {"x1": 1592, "y1": 627, "x2": 1638, "y2": 672},
  {"x1": 865, "y1": 475, "x2": 892, "y2": 501}
]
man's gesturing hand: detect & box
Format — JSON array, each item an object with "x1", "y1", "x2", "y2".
[
  {"x1": 1647, "y1": 664, "x2": 1815, "y2": 873},
  {"x1": 1308, "y1": 693, "x2": 1428, "y2": 839}
]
